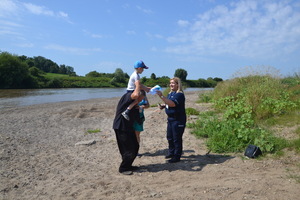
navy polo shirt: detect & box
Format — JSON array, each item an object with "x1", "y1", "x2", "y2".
[{"x1": 165, "y1": 91, "x2": 186, "y2": 123}]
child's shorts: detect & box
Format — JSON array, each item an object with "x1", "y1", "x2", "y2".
[{"x1": 133, "y1": 121, "x2": 144, "y2": 132}]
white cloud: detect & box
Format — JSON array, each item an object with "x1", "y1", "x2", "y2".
[
  {"x1": 83, "y1": 30, "x2": 103, "y2": 38},
  {"x1": 91, "y1": 34, "x2": 103, "y2": 38},
  {"x1": 0, "y1": 1, "x2": 73, "y2": 47},
  {"x1": 0, "y1": 28, "x2": 20, "y2": 37},
  {"x1": 0, "y1": 1, "x2": 72, "y2": 23},
  {"x1": 0, "y1": 0, "x2": 18, "y2": 17},
  {"x1": 23, "y1": 3, "x2": 54, "y2": 16},
  {"x1": 177, "y1": 20, "x2": 190, "y2": 27},
  {"x1": 58, "y1": 11, "x2": 68, "y2": 18},
  {"x1": 166, "y1": 0, "x2": 300, "y2": 59},
  {"x1": 146, "y1": 32, "x2": 163, "y2": 39},
  {"x1": 0, "y1": 19, "x2": 22, "y2": 28},
  {"x1": 136, "y1": 6, "x2": 153, "y2": 14},
  {"x1": 58, "y1": 11, "x2": 73, "y2": 24},
  {"x1": 22, "y1": 2, "x2": 72, "y2": 23},
  {"x1": 44, "y1": 44, "x2": 101, "y2": 55},
  {"x1": 0, "y1": 19, "x2": 24, "y2": 39}
]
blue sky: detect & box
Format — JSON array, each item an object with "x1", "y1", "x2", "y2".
[{"x1": 1, "y1": 0, "x2": 299, "y2": 80}]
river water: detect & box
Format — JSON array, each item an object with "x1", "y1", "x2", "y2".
[{"x1": 0, "y1": 88, "x2": 211, "y2": 108}]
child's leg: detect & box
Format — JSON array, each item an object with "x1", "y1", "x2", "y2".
[
  {"x1": 122, "y1": 99, "x2": 138, "y2": 120},
  {"x1": 127, "y1": 99, "x2": 138, "y2": 110},
  {"x1": 135, "y1": 130, "x2": 143, "y2": 157},
  {"x1": 135, "y1": 131, "x2": 141, "y2": 144}
]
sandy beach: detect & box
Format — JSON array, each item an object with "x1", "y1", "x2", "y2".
[{"x1": 0, "y1": 91, "x2": 299, "y2": 200}]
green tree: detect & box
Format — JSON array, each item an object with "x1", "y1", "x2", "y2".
[
  {"x1": 29, "y1": 67, "x2": 44, "y2": 77},
  {"x1": 59, "y1": 64, "x2": 67, "y2": 74},
  {"x1": 213, "y1": 77, "x2": 223, "y2": 82},
  {"x1": 141, "y1": 76, "x2": 147, "y2": 84},
  {"x1": 33, "y1": 56, "x2": 58, "y2": 73},
  {"x1": 197, "y1": 78, "x2": 209, "y2": 87},
  {"x1": 206, "y1": 77, "x2": 217, "y2": 87},
  {"x1": 114, "y1": 68, "x2": 126, "y2": 83},
  {"x1": 26, "y1": 58, "x2": 35, "y2": 68},
  {"x1": 86, "y1": 70, "x2": 101, "y2": 77},
  {"x1": 174, "y1": 68, "x2": 188, "y2": 81},
  {"x1": 18, "y1": 55, "x2": 28, "y2": 62},
  {"x1": 65, "y1": 66, "x2": 76, "y2": 76},
  {"x1": 49, "y1": 64, "x2": 59, "y2": 73},
  {"x1": 0, "y1": 52, "x2": 31, "y2": 88},
  {"x1": 150, "y1": 73, "x2": 157, "y2": 80}
]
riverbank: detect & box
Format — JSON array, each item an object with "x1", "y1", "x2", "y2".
[{"x1": 0, "y1": 91, "x2": 299, "y2": 199}]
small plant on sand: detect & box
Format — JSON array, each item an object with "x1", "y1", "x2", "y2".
[{"x1": 85, "y1": 129, "x2": 101, "y2": 135}]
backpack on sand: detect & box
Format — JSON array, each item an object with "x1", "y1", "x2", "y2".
[{"x1": 244, "y1": 145, "x2": 262, "y2": 158}]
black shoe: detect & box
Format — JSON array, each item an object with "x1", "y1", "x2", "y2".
[
  {"x1": 122, "y1": 110, "x2": 130, "y2": 120},
  {"x1": 165, "y1": 154, "x2": 173, "y2": 159},
  {"x1": 168, "y1": 157, "x2": 180, "y2": 163}
]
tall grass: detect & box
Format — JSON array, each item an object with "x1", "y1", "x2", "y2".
[
  {"x1": 213, "y1": 75, "x2": 297, "y2": 120},
  {"x1": 188, "y1": 68, "x2": 300, "y2": 155}
]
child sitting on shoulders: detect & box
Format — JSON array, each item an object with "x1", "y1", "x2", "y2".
[{"x1": 122, "y1": 60, "x2": 151, "y2": 120}]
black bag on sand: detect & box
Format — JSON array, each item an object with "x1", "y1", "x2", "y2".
[{"x1": 244, "y1": 145, "x2": 262, "y2": 158}]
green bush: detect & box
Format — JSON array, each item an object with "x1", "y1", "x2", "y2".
[
  {"x1": 197, "y1": 91, "x2": 213, "y2": 103},
  {"x1": 190, "y1": 109, "x2": 286, "y2": 153},
  {"x1": 189, "y1": 73, "x2": 299, "y2": 155},
  {"x1": 213, "y1": 75, "x2": 297, "y2": 120},
  {"x1": 186, "y1": 107, "x2": 199, "y2": 116},
  {"x1": 47, "y1": 78, "x2": 63, "y2": 88}
]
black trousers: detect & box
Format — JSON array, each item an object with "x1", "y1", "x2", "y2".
[
  {"x1": 114, "y1": 129, "x2": 139, "y2": 172},
  {"x1": 166, "y1": 120, "x2": 185, "y2": 159}
]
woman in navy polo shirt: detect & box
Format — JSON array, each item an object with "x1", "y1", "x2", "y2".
[{"x1": 156, "y1": 77, "x2": 186, "y2": 163}]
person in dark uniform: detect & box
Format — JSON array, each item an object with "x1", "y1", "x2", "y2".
[
  {"x1": 156, "y1": 77, "x2": 186, "y2": 163},
  {"x1": 113, "y1": 83, "x2": 146, "y2": 175}
]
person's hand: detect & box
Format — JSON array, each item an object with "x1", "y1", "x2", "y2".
[
  {"x1": 158, "y1": 103, "x2": 165, "y2": 110},
  {"x1": 144, "y1": 87, "x2": 151, "y2": 93}
]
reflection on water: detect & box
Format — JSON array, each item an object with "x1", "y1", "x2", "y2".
[
  {"x1": 0, "y1": 88, "x2": 127, "y2": 109},
  {"x1": 0, "y1": 88, "x2": 212, "y2": 108},
  {"x1": 0, "y1": 89, "x2": 57, "y2": 98}
]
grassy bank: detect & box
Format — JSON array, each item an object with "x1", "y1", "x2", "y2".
[
  {"x1": 187, "y1": 73, "x2": 300, "y2": 157},
  {"x1": 43, "y1": 73, "x2": 127, "y2": 88}
]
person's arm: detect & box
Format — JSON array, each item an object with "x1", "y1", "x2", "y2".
[
  {"x1": 156, "y1": 90, "x2": 176, "y2": 107},
  {"x1": 141, "y1": 84, "x2": 151, "y2": 93},
  {"x1": 131, "y1": 80, "x2": 141, "y2": 100}
]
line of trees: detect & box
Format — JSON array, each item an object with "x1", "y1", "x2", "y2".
[
  {"x1": 0, "y1": 51, "x2": 223, "y2": 89},
  {"x1": 0, "y1": 52, "x2": 78, "y2": 88}
]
